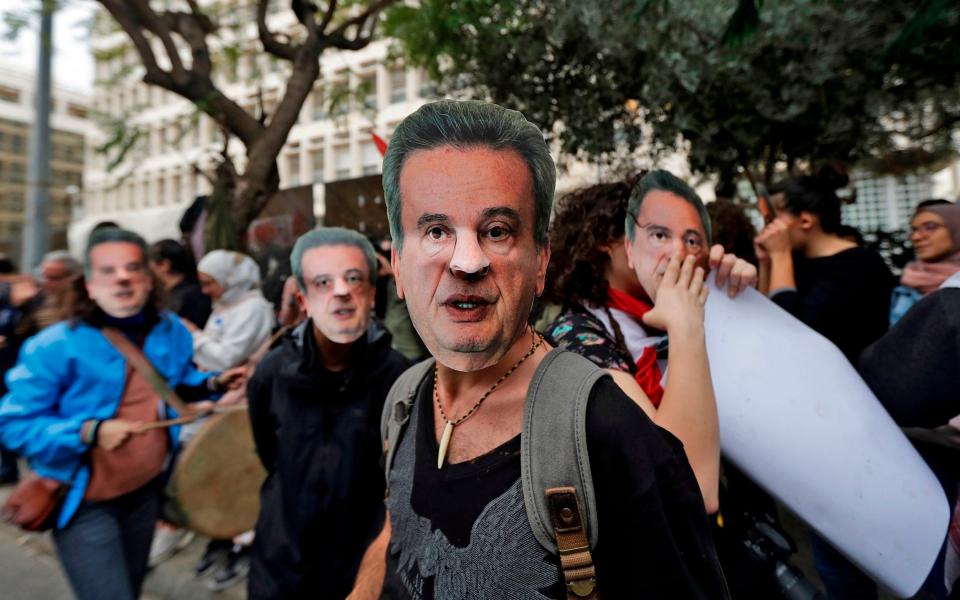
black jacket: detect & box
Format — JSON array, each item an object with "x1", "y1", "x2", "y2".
[
  {"x1": 247, "y1": 318, "x2": 409, "y2": 600},
  {"x1": 859, "y1": 287, "x2": 960, "y2": 428},
  {"x1": 168, "y1": 279, "x2": 211, "y2": 329}
]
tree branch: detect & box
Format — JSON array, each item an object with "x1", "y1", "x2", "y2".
[
  {"x1": 99, "y1": 0, "x2": 173, "y2": 87},
  {"x1": 127, "y1": 0, "x2": 188, "y2": 76},
  {"x1": 317, "y1": 0, "x2": 337, "y2": 33},
  {"x1": 160, "y1": 10, "x2": 214, "y2": 77},
  {"x1": 243, "y1": 44, "x2": 319, "y2": 186},
  {"x1": 257, "y1": 0, "x2": 298, "y2": 61},
  {"x1": 327, "y1": 0, "x2": 395, "y2": 40}
]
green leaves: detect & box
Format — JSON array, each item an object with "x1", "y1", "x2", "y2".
[
  {"x1": 722, "y1": 0, "x2": 761, "y2": 47},
  {"x1": 387, "y1": 0, "x2": 959, "y2": 183}
]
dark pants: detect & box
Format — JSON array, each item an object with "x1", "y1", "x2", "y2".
[
  {"x1": 52, "y1": 478, "x2": 161, "y2": 600},
  {"x1": 0, "y1": 445, "x2": 18, "y2": 481},
  {"x1": 810, "y1": 532, "x2": 877, "y2": 600}
]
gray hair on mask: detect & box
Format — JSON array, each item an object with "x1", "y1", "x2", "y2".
[
  {"x1": 290, "y1": 227, "x2": 378, "y2": 291},
  {"x1": 382, "y1": 100, "x2": 556, "y2": 251}
]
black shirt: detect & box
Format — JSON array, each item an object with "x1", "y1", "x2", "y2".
[
  {"x1": 168, "y1": 279, "x2": 211, "y2": 329},
  {"x1": 382, "y1": 374, "x2": 728, "y2": 599},
  {"x1": 771, "y1": 247, "x2": 893, "y2": 361}
]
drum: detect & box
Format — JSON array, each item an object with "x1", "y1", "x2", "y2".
[{"x1": 167, "y1": 407, "x2": 267, "y2": 539}]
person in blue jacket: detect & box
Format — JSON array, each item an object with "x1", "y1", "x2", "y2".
[{"x1": 0, "y1": 228, "x2": 244, "y2": 600}]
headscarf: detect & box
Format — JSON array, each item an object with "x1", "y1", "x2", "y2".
[
  {"x1": 197, "y1": 250, "x2": 262, "y2": 307},
  {"x1": 901, "y1": 203, "x2": 960, "y2": 295}
]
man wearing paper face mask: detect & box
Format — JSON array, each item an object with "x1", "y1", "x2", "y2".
[{"x1": 245, "y1": 227, "x2": 409, "y2": 600}]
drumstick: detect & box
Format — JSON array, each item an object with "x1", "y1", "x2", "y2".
[{"x1": 137, "y1": 404, "x2": 248, "y2": 432}]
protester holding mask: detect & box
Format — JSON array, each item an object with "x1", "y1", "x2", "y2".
[
  {"x1": 246, "y1": 228, "x2": 409, "y2": 599},
  {"x1": 889, "y1": 200, "x2": 960, "y2": 325},
  {"x1": 544, "y1": 171, "x2": 757, "y2": 513},
  {"x1": 0, "y1": 229, "x2": 242, "y2": 600}
]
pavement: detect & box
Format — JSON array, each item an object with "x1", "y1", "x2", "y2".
[{"x1": 0, "y1": 479, "x2": 246, "y2": 600}]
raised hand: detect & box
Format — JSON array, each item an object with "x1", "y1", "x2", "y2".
[
  {"x1": 755, "y1": 218, "x2": 792, "y2": 258},
  {"x1": 642, "y1": 254, "x2": 708, "y2": 336},
  {"x1": 708, "y1": 244, "x2": 758, "y2": 298}
]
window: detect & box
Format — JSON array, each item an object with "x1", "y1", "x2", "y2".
[
  {"x1": 331, "y1": 83, "x2": 349, "y2": 115},
  {"x1": 419, "y1": 78, "x2": 439, "y2": 99},
  {"x1": 361, "y1": 141, "x2": 380, "y2": 175},
  {"x1": 67, "y1": 104, "x2": 88, "y2": 119},
  {"x1": 360, "y1": 75, "x2": 377, "y2": 110},
  {"x1": 894, "y1": 174, "x2": 933, "y2": 227},
  {"x1": 389, "y1": 69, "x2": 407, "y2": 104},
  {"x1": 844, "y1": 172, "x2": 886, "y2": 232},
  {"x1": 286, "y1": 153, "x2": 301, "y2": 186},
  {"x1": 311, "y1": 89, "x2": 325, "y2": 120},
  {"x1": 334, "y1": 145, "x2": 351, "y2": 180},
  {"x1": 311, "y1": 149, "x2": 324, "y2": 183},
  {"x1": 0, "y1": 86, "x2": 20, "y2": 104}
]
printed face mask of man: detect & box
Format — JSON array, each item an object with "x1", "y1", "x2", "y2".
[
  {"x1": 298, "y1": 245, "x2": 376, "y2": 345},
  {"x1": 85, "y1": 242, "x2": 153, "y2": 318},
  {"x1": 391, "y1": 145, "x2": 549, "y2": 372}
]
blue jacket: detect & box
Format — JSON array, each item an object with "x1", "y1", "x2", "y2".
[{"x1": 0, "y1": 311, "x2": 212, "y2": 527}]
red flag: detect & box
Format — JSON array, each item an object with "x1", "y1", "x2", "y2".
[{"x1": 370, "y1": 131, "x2": 388, "y2": 157}]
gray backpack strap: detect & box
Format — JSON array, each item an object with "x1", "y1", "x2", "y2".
[
  {"x1": 521, "y1": 348, "x2": 605, "y2": 554},
  {"x1": 381, "y1": 358, "x2": 436, "y2": 491},
  {"x1": 523, "y1": 349, "x2": 605, "y2": 598}
]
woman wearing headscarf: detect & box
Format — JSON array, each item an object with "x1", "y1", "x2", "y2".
[
  {"x1": 181, "y1": 250, "x2": 275, "y2": 589},
  {"x1": 889, "y1": 200, "x2": 960, "y2": 325},
  {"x1": 192, "y1": 250, "x2": 275, "y2": 372}
]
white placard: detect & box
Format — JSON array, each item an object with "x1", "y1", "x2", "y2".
[{"x1": 704, "y1": 276, "x2": 949, "y2": 597}]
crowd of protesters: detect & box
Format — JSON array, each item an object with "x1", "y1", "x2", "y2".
[{"x1": 0, "y1": 99, "x2": 958, "y2": 600}]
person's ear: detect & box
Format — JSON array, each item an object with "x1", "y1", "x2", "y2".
[
  {"x1": 799, "y1": 211, "x2": 818, "y2": 231},
  {"x1": 295, "y1": 290, "x2": 308, "y2": 313},
  {"x1": 535, "y1": 242, "x2": 551, "y2": 297},
  {"x1": 391, "y1": 242, "x2": 404, "y2": 300}
]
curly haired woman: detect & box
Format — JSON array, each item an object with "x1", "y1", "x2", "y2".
[{"x1": 544, "y1": 171, "x2": 757, "y2": 513}]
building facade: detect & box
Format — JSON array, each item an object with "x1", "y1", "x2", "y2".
[
  {"x1": 843, "y1": 164, "x2": 960, "y2": 234},
  {"x1": 0, "y1": 62, "x2": 89, "y2": 264}
]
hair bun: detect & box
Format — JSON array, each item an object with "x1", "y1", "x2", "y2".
[{"x1": 815, "y1": 163, "x2": 849, "y2": 191}]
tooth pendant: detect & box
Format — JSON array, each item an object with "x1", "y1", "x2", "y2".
[{"x1": 438, "y1": 420, "x2": 455, "y2": 469}]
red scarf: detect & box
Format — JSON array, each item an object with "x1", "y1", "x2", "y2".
[{"x1": 606, "y1": 287, "x2": 664, "y2": 407}]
